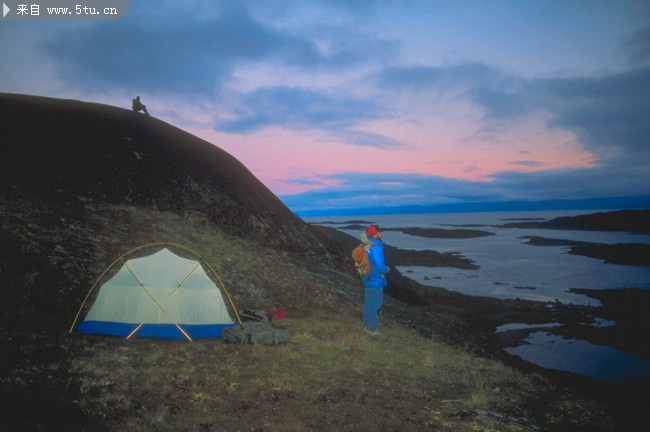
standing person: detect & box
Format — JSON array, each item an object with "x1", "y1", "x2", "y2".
[
  {"x1": 132, "y1": 96, "x2": 149, "y2": 115},
  {"x1": 362, "y1": 224, "x2": 390, "y2": 333}
]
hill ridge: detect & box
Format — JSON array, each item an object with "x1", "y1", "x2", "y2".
[{"x1": 0, "y1": 93, "x2": 327, "y2": 254}]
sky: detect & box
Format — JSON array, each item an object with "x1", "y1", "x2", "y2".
[{"x1": 1, "y1": 0, "x2": 649, "y2": 215}]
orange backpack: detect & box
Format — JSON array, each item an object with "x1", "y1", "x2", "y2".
[{"x1": 351, "y1": 243, "x2": 372, "y2": 276}]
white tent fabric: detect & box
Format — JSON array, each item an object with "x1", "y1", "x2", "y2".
[{"x1": 75, "y1": 248, "x2": 235, "y2": 340}]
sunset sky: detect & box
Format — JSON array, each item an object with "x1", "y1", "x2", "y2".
[{"x1": 1, "y1": 1, "x2": 649, "y2": 214}]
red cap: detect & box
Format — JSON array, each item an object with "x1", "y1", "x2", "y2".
[{"x1": 366, "y1": 225, "x2": 377, "y2": 237}]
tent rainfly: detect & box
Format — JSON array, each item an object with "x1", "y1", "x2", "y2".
[{"x1": 71, "y1": 245, "x2": 240, "y2": 341}]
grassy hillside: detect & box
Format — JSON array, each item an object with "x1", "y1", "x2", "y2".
[{"x1": 0, "y1": 195, "x2": 615, "y2": 431}]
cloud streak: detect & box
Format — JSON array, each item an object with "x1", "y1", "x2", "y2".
[
  {"x1": 41, "y1": 2, "x2": 396, "y2": 97},
  {"x1": 217, "y1": 86, "x2": 385, "y2": 136},
  {"x1": 536, "y1": 67, "x2": 650, "y2": 160}
]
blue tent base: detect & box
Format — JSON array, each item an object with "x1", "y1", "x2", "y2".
[{"x1": 76, "y1": 320, "x2": 236, "y2": 340}]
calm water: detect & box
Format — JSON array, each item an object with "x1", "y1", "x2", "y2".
[
  {"x1": 505, "y1": 331, "x2": 650, "y2": 386},
  {"x1": 306, "y1": 210, "x2": 650, "y2": 385},
  {"x1": 307, "y1": 210, "x2": 650, "y2": 305}
]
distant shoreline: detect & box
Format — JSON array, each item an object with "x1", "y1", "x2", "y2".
[
  {"x1": 521, "y1": 236, "x2": 650, "y2": 267},
  {"x1": 312, "y1": 221, "x2": 495, "y2": 239},
  {"x1": 293, "y1": 198, "x2": 650, "y2": 218},
  {"x1": 497, "y1": 209, "x2": 650, "y2": 235},
  {"x1": 309, "y1": 209, "x2": 650, "y2": 235},
  {"x1": 314, "y1": 210, "x2": 650, "y2": 267}
]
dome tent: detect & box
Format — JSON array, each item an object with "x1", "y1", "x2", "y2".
[{"x1": 71, "y1": 243, "x2": 241, "y2": 341}]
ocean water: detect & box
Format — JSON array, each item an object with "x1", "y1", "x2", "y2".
[{"x1": 306, "y1": 210, "x2": 650, "y2": 385}]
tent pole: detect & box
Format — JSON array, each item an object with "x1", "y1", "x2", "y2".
[
  {"x1": 69, "y1": 254, "x2": 124, "y2": 332},
  {"x1": 125, "y1": 261, "x2": 202, "y2": 341},
  {"x1": 202, "y1": 259, "x2": 242, "y2": 325}
]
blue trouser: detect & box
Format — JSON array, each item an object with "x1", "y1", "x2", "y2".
[{"x1": 363, "y1": 285, "x2": 383, "y2": 330}]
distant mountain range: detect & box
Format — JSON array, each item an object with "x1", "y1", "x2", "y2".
[{"x1": 295, "y1": 196, "x2": 650, "y2": 217}]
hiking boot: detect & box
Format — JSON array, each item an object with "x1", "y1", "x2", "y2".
[{"x1": 364, "y1": 328, "x2": 381, "y2": 336}]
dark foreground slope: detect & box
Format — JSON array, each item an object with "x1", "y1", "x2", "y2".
[{"x1": 1, "y1": 94, "x2": 647, "y2": 431}]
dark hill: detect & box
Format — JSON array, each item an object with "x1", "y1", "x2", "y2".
[{"x1": 0, "y1": 93, "x2": 328, "y2": 254}]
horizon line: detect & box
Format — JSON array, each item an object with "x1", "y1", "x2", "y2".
[{"x1": 292, "y1": 195, "x2": 650, "y2": 218}]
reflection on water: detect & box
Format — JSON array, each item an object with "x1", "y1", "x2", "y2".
[
  {"x1": 505, "y1": 332, "x2": 650, "y2": 386},
  {"x1": 495, "y1": 322, "x2": 562, "y2": 333}
]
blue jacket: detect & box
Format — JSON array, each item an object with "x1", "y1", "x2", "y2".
[{"x1": 363, "y1": 238, "x2": 389, "y2": 287}]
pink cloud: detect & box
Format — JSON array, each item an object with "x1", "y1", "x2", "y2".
[{"x1": 188, "y1": 114, "x2": 595, "y2": 197}]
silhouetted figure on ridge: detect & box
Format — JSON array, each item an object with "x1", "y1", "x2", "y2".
[{"x1": 132, "y1": 96, "x2": 149, "y2": 115}]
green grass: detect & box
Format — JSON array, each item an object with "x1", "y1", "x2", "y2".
[
  {"x1": 59, "y1": 205, "x2": 614, "y2": 431},
  {"x1": 71, "y1": 312, "x2": 542, "y2": 432}
]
